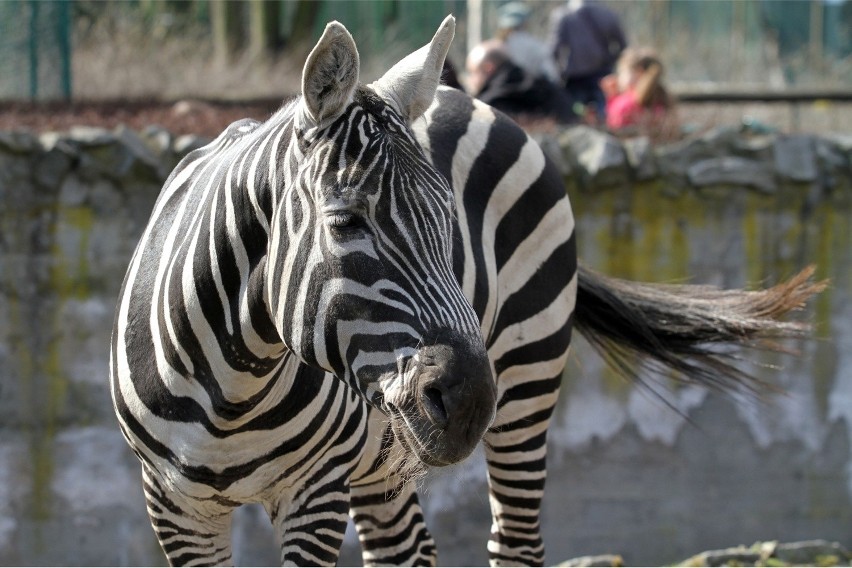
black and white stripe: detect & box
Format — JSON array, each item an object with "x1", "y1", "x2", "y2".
[
  {"x1": 112, "y1": 16, "x2": 822, "y2": 568},
  {"x1": 346, "y1": 86, "x2": 577, "y2": 566},
  {"x1": 111, "y1": 18, "x2": 499, "y2": 566}
]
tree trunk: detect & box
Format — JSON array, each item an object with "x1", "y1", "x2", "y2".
[{"x1": 212, "y1": 0, "x2": 243, "y2": 64}]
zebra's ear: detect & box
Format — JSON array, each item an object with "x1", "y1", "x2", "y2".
[
  {"x1": 300, "y1": 21, "x2": 360, "y2": 126},
  {"x1": 369, "y1": 15, "x2": 455, "y2": 122}
]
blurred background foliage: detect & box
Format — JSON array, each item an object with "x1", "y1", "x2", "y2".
[{"x1": 0, "y1": 0, "x2": 849, "y2": 101}]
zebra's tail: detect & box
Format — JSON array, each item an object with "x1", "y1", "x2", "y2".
[{"x1": 574, "y1": 263, "x2": 827, "y2": 396}]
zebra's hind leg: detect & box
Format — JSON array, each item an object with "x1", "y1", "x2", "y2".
[
  {"x1": 141, "y1": 465, "x2": 235, "y2": 567},
  {"x1": 483, "y1": 368, "x2": 563, "y2": 567},
  {"x1": 350, "y1": 479, "x2": 437, "y2": 566}
]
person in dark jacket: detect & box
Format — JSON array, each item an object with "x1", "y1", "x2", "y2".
[
  {"x1": 466, "y1": 39, "x2": 576, "y2": 125},
  {"x1": 549, "y1": 0, "x2": 627, "y2": 123}
]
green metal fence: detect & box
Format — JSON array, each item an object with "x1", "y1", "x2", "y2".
[
  {"x1": 0, "y1": 0, "x2": 72, "y2": 101},
  {"x1": 0, "y1": 0, "x2": 848, "y2": 102}
]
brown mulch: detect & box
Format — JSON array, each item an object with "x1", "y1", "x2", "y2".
[{"x1": 0, "y1": 98, "x2": 291, "y2": 138}]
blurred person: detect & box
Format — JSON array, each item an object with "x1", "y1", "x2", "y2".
[
  {"x1": 549, "y1": 0, "x2": 627, "y2": 123},
  {"x1": 496, "y1": 2, "x2": 561, "y2": 84},
  {"x1": 466, "y1": 39, "x2": 575, "y2": 125},
  {"x1": 441, "y1": 58, "x2": 464, "y2": 90},
  {"x1": 600, "y1": 48, "x2": 679, "y2": 141}
]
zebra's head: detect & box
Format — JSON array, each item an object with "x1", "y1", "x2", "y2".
[{"x1": 267, "y1": 16, "x2": 496, "y2": 467}]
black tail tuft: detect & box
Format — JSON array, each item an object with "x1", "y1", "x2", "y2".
[{"x1": 574, "y1": 263, "x2": 827, "y2": 397}]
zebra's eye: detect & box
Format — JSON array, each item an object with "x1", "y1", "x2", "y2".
[{"x1": 327, "y1": 211, "x2": 358, "y2": 230}]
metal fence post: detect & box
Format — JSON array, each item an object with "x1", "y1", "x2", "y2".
[
  {"x1": 57, "y1": 0, "x2": 72, "y2": 100},
  {"x1": 28, "y1": 0, "x2": 39, "y2": 100}
]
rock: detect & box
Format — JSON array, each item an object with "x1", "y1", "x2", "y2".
[
  {"x1": 140, "y1": 125, "x2": 173, "y2": 156},
  {"x1": 824, "y1": 133, "x2": 852, "y2": 153},
  {"x1": 773, "y1": 540, "x2": 851, "y2": 566},
  {"x1": 115, "y1": 125, "x2": 168, "y2": 181},
  {"x1": 67, "y1": 125, "x2": 115, "y2": 146},
  {"x1": 622, "y1": 136, "x2": 657, "y2": 181},
  {"x1": 58, "y1": 174, "x2": 90, "y2": 207},
  {"x1": 687, "y1": 156, "x2": 777, "y2": 194},
  {"x1": 0, "y1": 131, "x2": 39, "y2": 154},
  {"x1": 774, "y1": 135, "x2": 818, "y2": 183},
  {"x1": 732, "y1": 132, "x2": 775, "y2": 161},
  {"x1": 678, "y1": 545, "x2": 761, "y2": 567},
  {"x1": 559, "y1": 126, "x2": 628, "y2": 189},
  {"x1": 815, "y1": 137, "x2": 850, "y2": 173},
  {"x1": 34, "y1": 146, "x2": 75, "y2": 189},
  {"x1": 173, "y1": 134, "x2": 211, "y2": 156},
  {"x1": 171, "y1": 99, "x2": 216, "y2": 118},
  {"x1": 531, "y1": 132, "x2": 572, "y2": 178},
  {"x1": 676, "y1": 540, "x2": 852, "y2": 567},
  {"x1": 559, "y1": 554, "x2": 624, "y2": 567},
  {"x1": 653, "y1": 132, "x2": 719, "y2": 181}
]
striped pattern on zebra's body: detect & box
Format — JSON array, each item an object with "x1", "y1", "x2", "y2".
[
  {"x1": 111, "y1": 15, "x2": 821, "y2": 567},
  {"x1": 111, "y1": 107, "x2": 372, "y2": 565},
  {"x1": 111, "y1": 90, "x2": 575, "y2": 567},
  {"x1": 349, "y1": 87, "x2": 577, "y2": 566},
  {"x1": 428, "y1": 87, "x2": 577, "y2": 566},
  {"x1": 111, "y1": 18, "x2": 576, "y2": 567}
]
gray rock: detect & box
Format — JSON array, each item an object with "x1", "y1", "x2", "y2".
[
  {"x1": 676, "y1": 540, "x2": 852, "y2": 567},
  {"x1": 559, "y1": 126, "x2": 627, "y2": 189},
  {"x1": 115, "y1": 126, "x2": 161, "y2": 165},
  {"x1": 0, "y1": 131, "x2": 39, "y2": 154},
  {"x1": 34, "y1": 146, "x2": 74, "y2": 190},
  {"x1": 140, "y1": 125, "x2": 173, "y2": 156},
  {"x1": 86, "y1": 179, "x2": 124, "y2": 217},
  {"x1": 774, "y1": 135, "x2": 818, "y2": 183},
  {"x1": 773, "y1": 540, "x2": 851, "y2": 565},
  {"x1": 732, "y1": 133, "x2": 775, "y2": 161},
  {"x1": 67, "y1": 126, "x2": 115, "y2": 146},
  {"x1": 622, "y1": 136, "x2": 657, "y2": 181},
  {"x1": 824, "y1": 133, "x2": 852, "y2": 153},
  {"x1": 173, "y1": 134, "x2": 211, "y2": 157},
  {"x1": 687, "y1": 156, "x2": 777, "y2": 193},
  {"x1": 654, "y1": 133, "x2": 718, "y2": 181},
  {"x1": 531, "y1": 132, "x2": 572, "y2": 178},
  {"x1": 815, "y1": 137, "x2": 850, "y2": 172},
  {"x1": 559, "y1": 554, "x2": 623, "y2": 567},
  {"x1": 678, "y1": 545, "x2": 761, "y2": 567},
  {"x1": 115, "y1": 125, "x2": 168, "y2": 181},
  {"x1": 58, "y1": 174, "x2": 90, "y2": 207}
]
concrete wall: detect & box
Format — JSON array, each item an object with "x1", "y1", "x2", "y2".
[{"x1": 0, "y1": 125, "x2": 849, "y2": 566}]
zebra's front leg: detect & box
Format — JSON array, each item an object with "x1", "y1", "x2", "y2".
[
  {"x1": 141, "y1": 465, "x2": 235, "y2": 567},
  {"x1": 350, "y1": 478, "x2": 437, "y2": 566},
  {"x1": 483, "y1": 372, "x2": 562, "y2": 567},
  {"x1": 266, "y1": 481, "x2": 352, "y2": 566}
]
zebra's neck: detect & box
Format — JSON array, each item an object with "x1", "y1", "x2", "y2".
[{"x1": 146, "y1": 105, "x2": 305, "y2": 405}]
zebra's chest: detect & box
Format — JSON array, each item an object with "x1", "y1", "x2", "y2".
[{"x1": 142, "y1": 362, "x2": 370, "y2": 502}]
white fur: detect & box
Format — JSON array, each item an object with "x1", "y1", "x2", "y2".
[
  {"x1": 301, "y1": 21, "x2": 360, "y2": 127},
  {"x1": 370, "y1": 15, "x2": 456, "y2": 121}
]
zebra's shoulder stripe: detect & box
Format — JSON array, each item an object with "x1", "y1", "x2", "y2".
[{"x1": 420, "y1": 87, "x2": 476, "y2": 177}]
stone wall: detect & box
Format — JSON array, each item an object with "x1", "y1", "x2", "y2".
[
  {"x1": 0, "y1": 124, "x2": 850, "y2": 565},
  {"x1": 532, "y1": 125, "x2": 851, "y2": 195}
]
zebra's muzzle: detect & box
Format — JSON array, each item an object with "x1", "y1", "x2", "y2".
[{"x1": 389, "y1": 330, "x2": 496, "y2": 467}]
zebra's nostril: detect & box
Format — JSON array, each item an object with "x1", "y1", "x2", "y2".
[{"x1": 422, "y1": 386, "x2": 448, "y2": 428}]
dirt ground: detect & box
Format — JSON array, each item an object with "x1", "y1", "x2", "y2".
[
  {"x1": 0, "y1": 98, "x2": 286, "y2": 138},
  {"x1": 0, "y1": 97, "x2": 849, "y2": 139}
]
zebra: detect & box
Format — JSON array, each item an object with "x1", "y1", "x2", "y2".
[{"x1": 110, "y1": 16, "x2": 823, "y2": 567}]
